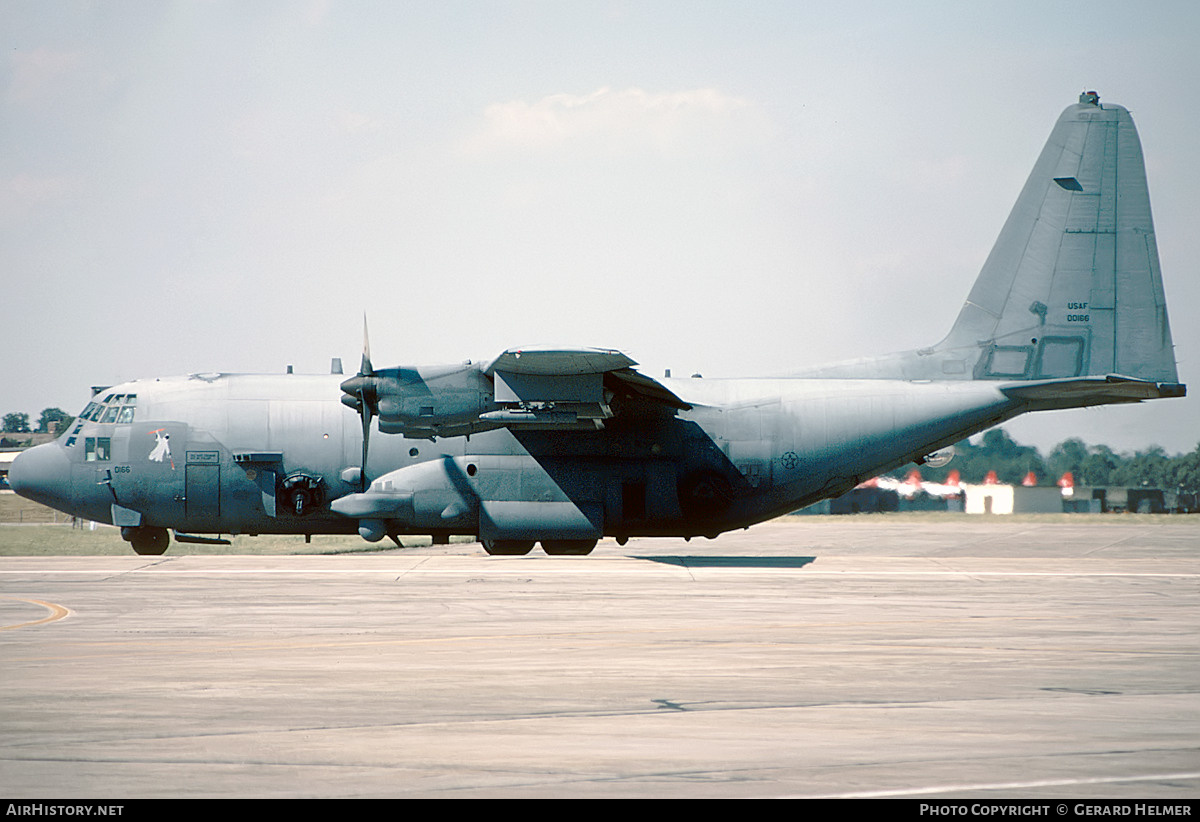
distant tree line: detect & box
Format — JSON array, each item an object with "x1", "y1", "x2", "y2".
[
  {"x1": 2, "y1": 408, "x2": 75, "y2": 443},
  {"x1": 902, "y1": 428, "x2": 1200, "y2": 493}
]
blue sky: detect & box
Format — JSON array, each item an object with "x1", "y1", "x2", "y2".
[{"x1": 3, "y1": 1, "x2": 1197, "y2": 454}]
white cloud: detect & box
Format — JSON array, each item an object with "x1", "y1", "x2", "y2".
[
  {"x1": 460, "y1": 87, "x2": 770, "y2": 158},
  {"x1": 6, "y1": 48, "x2": 84, "y2": 104},
  {"x1": 0, "y1": 174, "x2": 76, "y2": 220},
  {"x1": 301, "y1": 0, "x2": 333, "y2": 28}
]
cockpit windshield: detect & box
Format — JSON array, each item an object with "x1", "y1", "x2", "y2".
[{"x1": 80, "y1": 394, "x2": 137, "y2": 424}]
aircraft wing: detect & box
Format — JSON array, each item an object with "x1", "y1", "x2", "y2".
[
  {"x1": 484, "y1": 346, "x2": 691, "y2": 414},
  {"x1": 485, "y1": 346, "x2": 636, "y2": 376},
  {"x1": 605, "y1": 366, "x2": 692, "y2": 410}
]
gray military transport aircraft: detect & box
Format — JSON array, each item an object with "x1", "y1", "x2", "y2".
[{"x1": 9, "y1": 92, "x2": 1186, "y2": 555}]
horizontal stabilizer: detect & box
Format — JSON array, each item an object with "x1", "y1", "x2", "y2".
[{"x1": 1001, "y1": 375, "x2": 1186, "y2": 411}]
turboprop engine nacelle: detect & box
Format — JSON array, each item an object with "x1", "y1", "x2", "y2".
[
  {"x1": 341, "y1": 362, "x2": 496, "y2": 440},
  {"x1": 330, "y1": 458, "x2": 477, "y2": 541}
]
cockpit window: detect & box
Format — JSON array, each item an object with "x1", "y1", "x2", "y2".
[
  {"x1": 85, "y1": 437, "x2": 111, "y2": 462},
  {"x1": 88, "y1": 394, "x2": 137, "y2": 424}
]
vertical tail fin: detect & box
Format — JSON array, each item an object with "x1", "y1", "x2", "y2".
[
  {"x1": 800, "y1": 93, "x2": 1180, "y2": 384},
  {"x1": 944, "y1": 91, "x2": 1177, "y2": 382}
]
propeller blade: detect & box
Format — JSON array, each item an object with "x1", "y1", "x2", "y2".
[
  {"x1": 359, "y1": 394, "x2": 372, "y2": 491},
  {"x1": 340, "y1": 314, "x2": 378, "y2": 491},
  {"x1": 360, "y1": 314, "x2": 373, "y2": 377}
]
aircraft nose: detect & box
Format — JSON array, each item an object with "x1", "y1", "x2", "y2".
[{"x1": 8, "y1": 443, "x2": 71, "y2": 508}]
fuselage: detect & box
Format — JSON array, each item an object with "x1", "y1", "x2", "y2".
[{"x1": 11, "y1": 369, "x2": 1019, "y2": 542}]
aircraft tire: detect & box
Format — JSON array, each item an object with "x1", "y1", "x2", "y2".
[
  {"x1": 481, "y1": 539, "x2": 535, "y2": 556},
  {"x1": 129, "y1": 526, "x2": 170, "y2": 556},
  {"x1": 541, "y1": 539, "x2": 597, "y2": 556}
]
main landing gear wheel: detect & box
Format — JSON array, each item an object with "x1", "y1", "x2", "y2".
[
  {"x1": 541, "y1": 539, "x2": 598, "y2": 556},
  {"x1": 481, "y1": 539, "x2": 535, "y2": 556},
  {"x1": 123, "y1": 526, "x2": 170, "y2": 556}
]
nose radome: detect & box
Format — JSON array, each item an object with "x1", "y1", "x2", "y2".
[{"x1": 8, "y1": 443, "x2": 71, "y2": 509}]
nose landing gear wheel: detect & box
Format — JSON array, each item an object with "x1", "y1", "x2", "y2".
[{"x1": 123, "y1": 526, "x2": 170, "y2": 556}]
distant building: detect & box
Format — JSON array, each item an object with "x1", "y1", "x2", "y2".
[
  {"x1": 797, "y1": 472, "x2": 964, "y2": 515},
  {"x1": 963, "y1": 484, "x2": 1063, "y2": 514},
  {"x1": 0, "y1": 450, "x2": 18, "y2": 491},
  {"x1": 1071, "y1": 486, "x2": 1175, "y2": 513}
]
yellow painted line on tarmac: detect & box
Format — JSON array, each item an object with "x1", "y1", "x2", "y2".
[{"x1": 0, "y1": 596, "x2": 70, "y2": 630}]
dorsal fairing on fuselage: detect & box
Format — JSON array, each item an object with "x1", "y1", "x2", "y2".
[{"x1": 791, "y1": 95, "x2": 1181, "y2": 390}]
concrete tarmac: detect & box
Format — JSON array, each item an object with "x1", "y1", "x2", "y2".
[{"x1": 1, "y1": 516, "x2": 1198, "y2": 798}]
